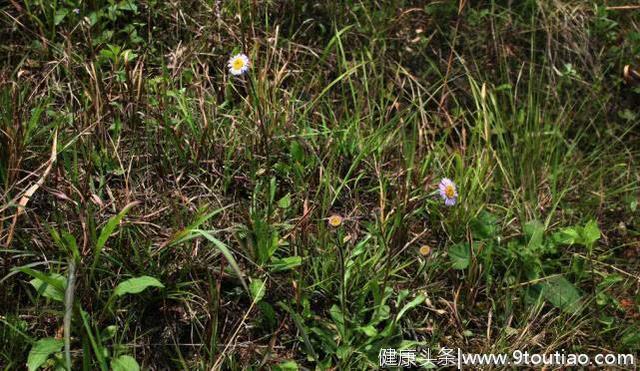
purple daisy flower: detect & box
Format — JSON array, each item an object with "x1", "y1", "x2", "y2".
[{"x1": 439, "y1": 178, "x2": 458, "y2": 206}]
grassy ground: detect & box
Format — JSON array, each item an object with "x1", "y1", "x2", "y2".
[{"x1": 1, "y1": 0, "x2": 639, "y2": 369}]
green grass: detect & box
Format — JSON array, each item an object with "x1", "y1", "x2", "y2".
[{"x1": 1, "y1": 0, "x2": 639, "y2": 369}]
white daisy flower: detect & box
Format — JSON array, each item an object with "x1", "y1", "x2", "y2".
[
  {"x1": 438, "y1": 178, "x2": 458, "y2": 206},
  {"x1": 227, "y1": 53, "x2": 250, "y2": 76}
]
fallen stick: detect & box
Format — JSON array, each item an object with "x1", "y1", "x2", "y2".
[{"x1": 606, "y1": 5, "x2": 640, "y2": 10}]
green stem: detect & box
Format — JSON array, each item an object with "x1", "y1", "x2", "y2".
[{"x1": 63, "y1": 259, "x2": 77, "y2": 370}]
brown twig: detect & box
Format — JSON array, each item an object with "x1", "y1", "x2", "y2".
[
  {"x1": 4, "y1": 129, "x2": 58, "y2": 247},
  {"x1": 606, "y1": 5, "x2": 640, "y2": 10}
]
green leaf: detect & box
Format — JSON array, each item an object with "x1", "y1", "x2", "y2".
[
  {"x1": 272, "y1": 360, "x2": 298, "y2": 371},
  {"x1": 54, "y1": 8, "x2": 69, "y2": 25},
  {"x1": 95, "y1": 202, "x2": 137, "y2": 260},
  {"x1": 329, "y1": 305, "x2": 345, "y2": 331},
  {"x1": 582, "y1": 220, "x2": 601, "y2": 245},
  {"x1": 249, "y1": 278, "x2": 266, "y2": 302},
  {"x1": 117, "y1": 1, "x2": 138, "y2": 12},
  {"x1": 252, "y1": 217, "x2": 280, "y2": 265},
  {"x1": 277, "y1": 194, "x2": 291, "y2": 209},
  {"x1": 114, "y1": 276, "x2": 164, "y2": 297},
  {"x1": 309, "y1": 327, "x2": 337, "y2": 353},
  {"x1": 111, "y1": 355, "x2": 140, "y2": 371},
  {"x1": 61, "y1": 231, "x2": 80, "y2": 262},
  {"x1": 396, "y1": 294, "x2": 425, "y2": 321},
  {"x1": 269, "y1": 256, "x2": 302, "y2": 272},
  {"x1": 621, "y1": 326, "x2": 640, "y2": 348},
  {"x1": 597, "y1": 274, "x2": 624, "y2": 290},
  {"x1": 269, "y1": 177, "x2": 277, "y2": 205},
  {"x1": 618, "y1": 108, "x2": 637, "y2": 121},
  {"x1": 397, "y1": 289, "x2": 410, "y2": 304},
  {"x1": 257, "y1": 302, "x2": 277, "y2": 330},
  {"x1": 336, "y1": 345, "x2": 350, "y2": 359},
  {"x1": 194, "y1": 229, "x2": 248, "y2": 293},
  {"x1": 121, "y1": 50, "x2": 138, "y2": 64},
  {"x1": 278, "y1": 302, "x2": 317, "y2": 361},
  {"x1": 357, "y1": 325, "x2": 378, "y2": 337},
  {"x1": 100, "y1": 325, "x2": 118, "y2": 340},
  {"x1": 553, "y1": 220, "x2": 600, "y2": 248},
  {"x1": 29, "y1": 273, "x2": 67, "y2": 302},
  {"x1": 449, "y1": 243, "x2": 470, "y2": 269},
  {"x1": 290, "y1": 141, "x2": 304, "y2": 162},
  {"x1": 524, "y1": 220, "x2": 544, "y2": 251},
  {"x1": 552, "y1": 227, "x2": 580, "y2": 245},
  {"x1": 540, "y1": 276, "x2": 583, "y2": 314},
  {"x1": 79, "y1": 310, "x2": 108, "y2": 369},
  {"x1": 27, "y1": 338, "x2": 63, "y2": 371},
  {"x1": 167, "y1": 205, "x2": 231, "y2": 246},
  {"x1": 470, "y1": 211, "x2": 497, "y2": 239}
]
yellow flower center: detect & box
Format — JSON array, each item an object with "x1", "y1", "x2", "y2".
[
  {"x1": 328, "y1": 215, "x2": 342, "y2": 227},
  {"x1": 419, "y1": 245, "x2": 431, "y2": 256},
  {"x1": 444, "y1": 184, "x2": 455, "y2": 198},
  {"x1": 232, "y1": 58, "x2": 245, "y2": 70}
]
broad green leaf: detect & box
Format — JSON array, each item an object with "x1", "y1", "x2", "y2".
[
  {"x1": 269, "y1": 256, "x2": 302, "y2": 272},
  {"x1": 27, "y1": 338, "x2": 63, "y2": 371},
  {"x1": 272, "y1": 360, "x2": 298, "y2": 371},
  {"x1": 249, "y1": 278, "x2": 266, "y2": 303},
  {"x1": 289, "y1": 141, "x2": 304, "y2": 162},
  {"x1": 121, "y1": 50, "x2": 138, "y2": 64},
  {"x1": 100, "y1": 325, "x2": 118, "y2": 340},
  {"x1": 277, "y1": 194, "x2": 291, "y2": 209},
  {"x1": 111, "y1": 355, "x2": 140, "y2": 371},
  {"x1": 329, "y1": 305, "x2": 345, "y2": 331},
  {"x1": 54, "y1": 8, "x2": 69, "y2": 25},
  {"x1": 336, "y1": 345, "x2": 350, "y2": 359},
  {"x1": 582, "y1": 220, "x2": 601, "y2": 245},
  {"x1": 553, "y1": 227, "x2": 580, "y2": 245},
  {"x1": 309, "y1": 326, "x2": 337, "y2": 353},
  {"x1": 357, "y1": 325, "x2": 378, "y2": 337},
  {"x1": 524, "y1": 220, "x2": 544, "y2": 251},
  {"x1": 470, "y1": 211, "x2": 497, "y2": 239},
  {"x1": 379, "y1": 304, "x2": 391, "y2": 319},
  {"x1": 17, "y1": 268, "x2": 65, "y2": 292},
  {"x1": 117, "y1": 1, "x2": 138, "y2": 12},
  {"x1": 114, "y1": 276, "x2": 164, "y2": 297},
  {"x1": 28, "y1": 272, "x2": 67, "y2": 302},
  {"x1": 540, "y1": 276, "x2": 583, "y2": 314},
  {"x1": 449, "y1": 243, "x2": 470, "y2": 269}
]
